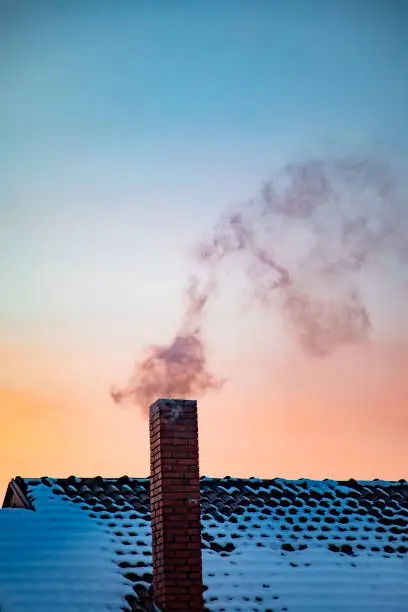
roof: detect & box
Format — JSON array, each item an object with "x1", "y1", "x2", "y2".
[{"x1": 1, "y1": 476, "x2": 408, "y2": 612}]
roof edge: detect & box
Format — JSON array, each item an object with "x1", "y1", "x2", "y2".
[{"x1": 2, "y1": 478, "x2": 35, "y2": 510}]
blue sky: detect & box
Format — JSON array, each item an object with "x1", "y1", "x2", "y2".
[
  {"x1": 2, "y1": 1, "x2": 408, "y2": 334},
  {"x1": 3, "y1": 1, "x2": 408, "y2": 180}
]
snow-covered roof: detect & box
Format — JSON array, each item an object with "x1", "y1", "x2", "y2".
[
  {"x1": 1, "y1": 476, "x2": 408, "y2": 612},
  {"x1": 0, "y1": 483, "x2": 143, "y2": 612}
]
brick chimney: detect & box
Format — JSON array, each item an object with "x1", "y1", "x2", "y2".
[{"x1": 149, "y1": 398, "x2": 203, "y2": 612}]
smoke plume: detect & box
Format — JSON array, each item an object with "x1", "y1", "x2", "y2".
[
  {"x1": 110, "y1": 276, "x2": 224, "y2": 412},
  {"x1": 113, "y1": 154, "x2": 408, "y2": 412}
]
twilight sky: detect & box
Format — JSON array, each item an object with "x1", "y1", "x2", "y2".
[{"x1": 1, "y1": 0, "x2": 408, "y2": 497}]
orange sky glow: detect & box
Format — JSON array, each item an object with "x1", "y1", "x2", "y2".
[{"x1": 1, "y1": 334, "x2": 407, "y2": 501}]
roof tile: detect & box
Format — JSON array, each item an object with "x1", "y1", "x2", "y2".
[{"x1": 1, "y1": 476, "x2": 408, "y2": 611}]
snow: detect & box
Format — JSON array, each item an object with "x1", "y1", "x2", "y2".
[
  {"x1": 0, "y1": 486, "x2": 134, "y2": 611},
  {"x1": 202, "y1": 531, "x2": 408, "y2": 611},
  {"x1": 1, "y1": 476, "x2": 407, "y2": 611},
  {"x1": 201, "y1": 478, "x2": 408, "y2": 611}
]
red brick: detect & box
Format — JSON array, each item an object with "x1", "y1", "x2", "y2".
[{"x1": 149, "y1": 398, "x2": 203, "y2": 612}]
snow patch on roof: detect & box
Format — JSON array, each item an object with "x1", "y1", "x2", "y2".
[
  {"x1": 201, "y1": 479, "x2": 408, "y2": 611},
  {"x1": 0, "y1": 486, "x2": 132, "y2": 611},
  {"x1": 2, "y1": 476, "x2": 408, "y2": 611},
  {"x1": 202, "y1": 523, "x2": 408, "y2": 612}
]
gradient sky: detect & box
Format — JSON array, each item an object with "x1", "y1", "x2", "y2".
[{"x1": 1, "y1": 0, "x2": 408, "y2": 498}]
